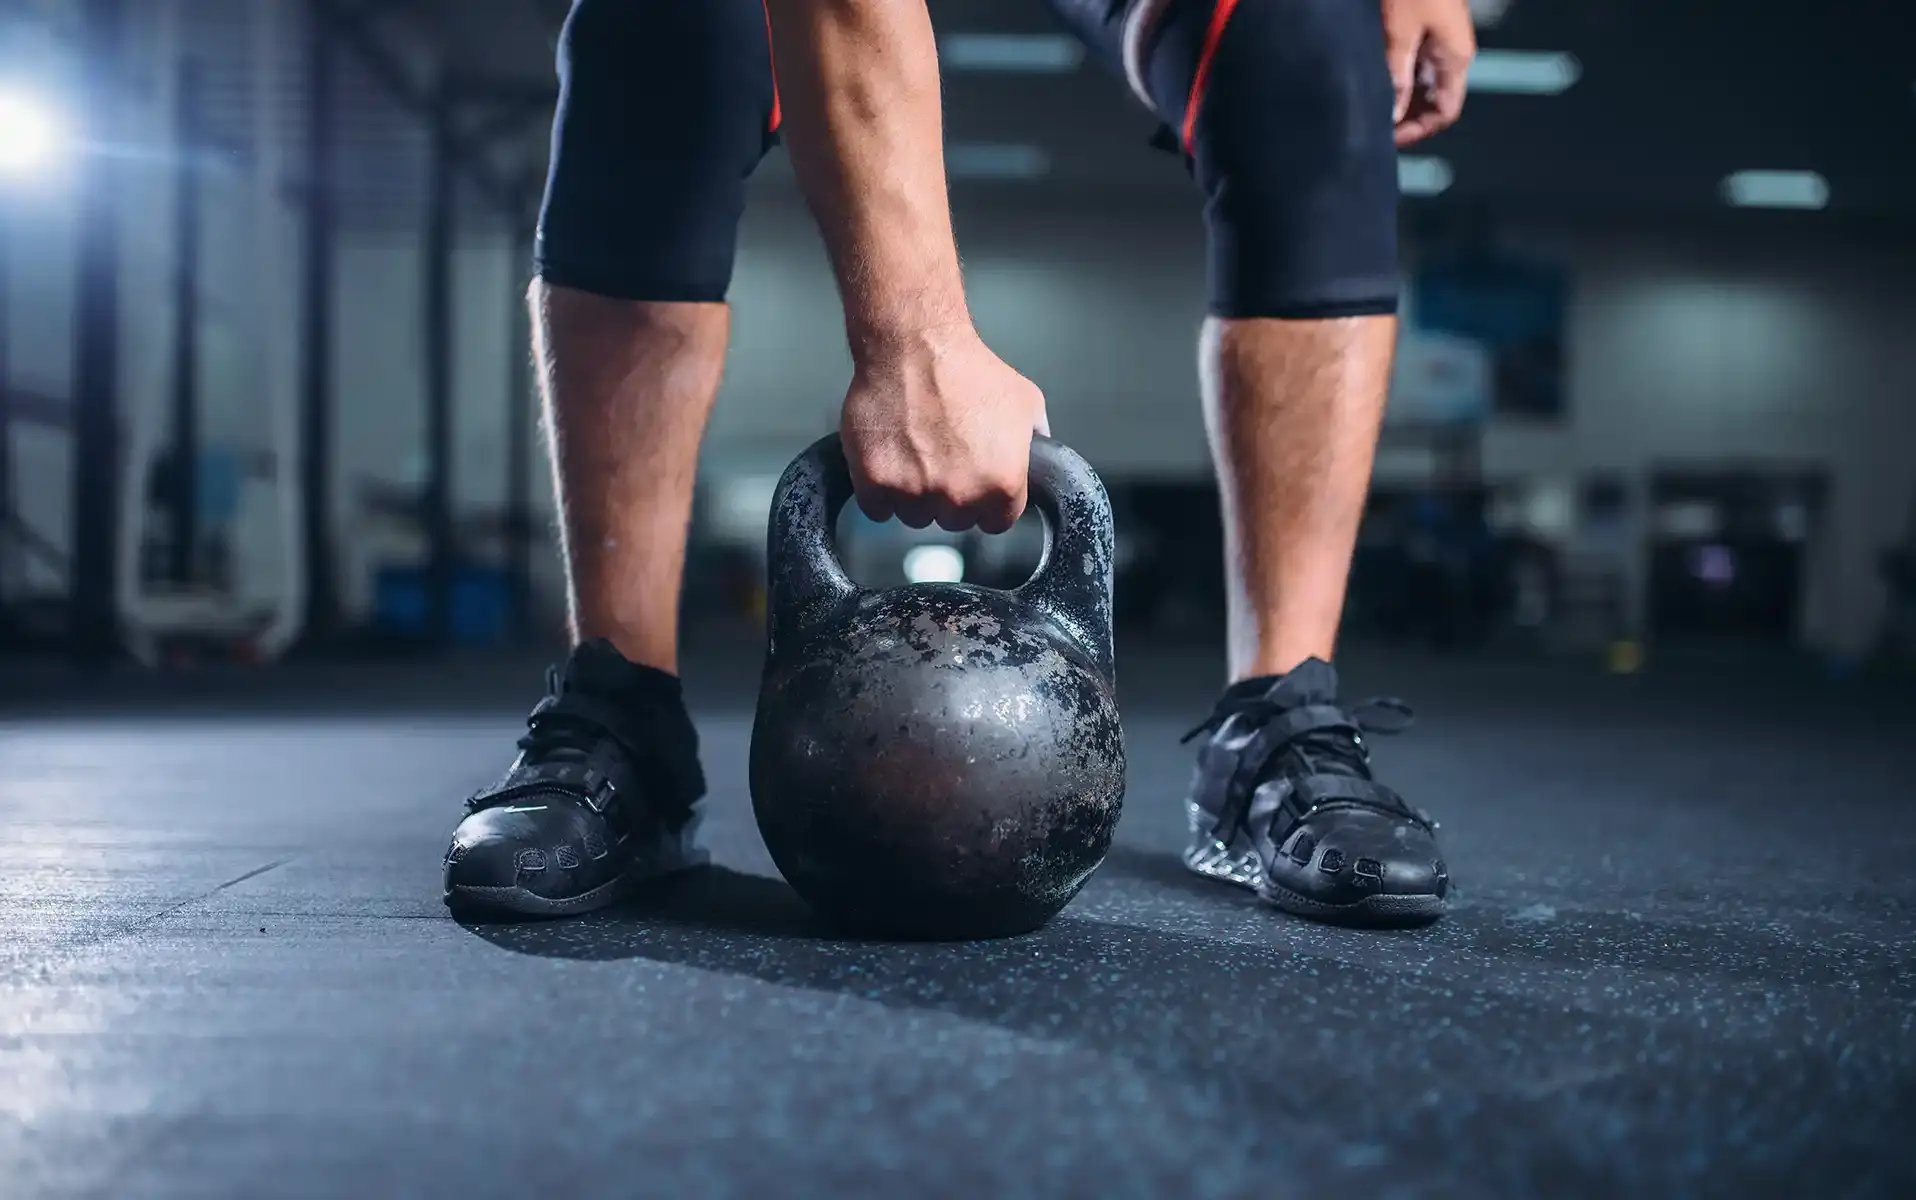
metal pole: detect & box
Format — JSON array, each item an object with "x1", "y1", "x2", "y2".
[
  {"x1": 0, "y1": 211, "x2": 14, "y2": 614},
  {"x1": 422, "y1": 77, "x2": 456, "y2": 648},
  {"x1": 166, "y1": 58, "x2": 202, "y2": 587},
  {"x1": 298, "y1": 4, "x2": 340, "y2": 640},
  {"x1": 505, "y1": 187, "x2": 534, "y2": 641},
  {"x1": 71, "y1": 0, "x2": 127, "y2": 664}
]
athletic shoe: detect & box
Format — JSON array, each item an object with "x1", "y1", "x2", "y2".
[
  {"x1": 443, "y1": 639, "x2": 708, "y2": 919},
  {"x1": 1181, "y1": 658, "x2": 1448, "y2": 927}
]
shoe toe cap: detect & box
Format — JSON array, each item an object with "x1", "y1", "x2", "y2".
[
  {"x1": 1268, "y1": 810, "x2": 1448, "y2": 902},
  {"x1": 443, "y1": 807, "x2": 588, "y2": 894},
  {"x1": 444, "y1": 836, "x2": 534, "y2": 893}
]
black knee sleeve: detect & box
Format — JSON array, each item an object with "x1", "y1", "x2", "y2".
[
  {"x1": 1051, "y1": 0, "x2": 1402, "y2": 320},
  {"x1": 535, "y1": 0, "x2": 778, "y2": 304}
]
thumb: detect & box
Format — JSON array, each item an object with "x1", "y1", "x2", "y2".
[{"x1": 1033, "y1": 399, "x2": 1051, "y2": 439}]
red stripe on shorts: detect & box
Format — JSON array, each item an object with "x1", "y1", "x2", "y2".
[
  {"x1": 1181, "y1": 0, "x2": 1242, "y2": 154},
  {"x1": 762, "y1": 1, "x2": 782, "y2": 133}
]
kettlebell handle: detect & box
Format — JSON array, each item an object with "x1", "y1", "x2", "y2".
[
  {"x1": 763, "y1": 435, "x2": 860, "y2": 658},
  {"x1": 764, "y1": 433, "x2": 1116, "y2": 679},
  {"x1": 1015, "y1": 436, "x2": 1116, "y2": 680}
]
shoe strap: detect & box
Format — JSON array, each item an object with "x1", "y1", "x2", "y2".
[
  {"x1": 521, "y1": 691, "x2": 656, "y2": 764},
  {"x1": 1202, "y1": 704, "x2": 1363, "y2": 842},
  {"x1": 1242, "y1": 777, "x2": 1438, "y2": 865},
  {"x1": 465, "y1": 759, "x2": 626, "y2": 819},
  {"x1": 464, "y1": 687, "x2": 702, "y2": 827},
  {"x1": 1231, "y1": 703, "x2": 1360, "y2": 784}
]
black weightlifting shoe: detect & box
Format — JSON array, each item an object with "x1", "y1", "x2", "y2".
[
  {"x1": 443, "y1": 639, "x2": 709, "y2": 920},
  {"x1": 1180, "y1": 659, "x2": 1449, "y2": 927}
]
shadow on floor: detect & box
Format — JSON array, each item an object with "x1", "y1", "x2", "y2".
[
  {"x1": 459, "y1": 865, "x2": 1463, "y2": 1130},
  {"x1": 452, "y1": 860, "x2": 1916, "y2": 1191},
  {"x1": 458, "y1": 862, "x2": 1436, "y2": 1012},
  {"x1": 1098, "y1": 842, "x2": 1916, "y2": 992},
  {"x1": 1096, "y1": 842, "x2": 1242, "y2": 902},
  {"x1": 463, "y1": 838, "x2": 1916, "y2": 998}
]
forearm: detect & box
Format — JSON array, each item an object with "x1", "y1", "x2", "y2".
[{"x1": 763, "y1": 0, "x2": 968, "y2": 356}]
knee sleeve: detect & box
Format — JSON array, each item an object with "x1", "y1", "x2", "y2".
[
  {"x1": 1103, "y1": 0, "x2": 1403, "y2": 319},
  {"x1": 535, "y1": 0, "x2": 779, "y2": 304}
]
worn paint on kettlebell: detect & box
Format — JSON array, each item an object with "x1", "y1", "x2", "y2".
[{"x1": 749, "y1": 435, "x2": 1126, "y2": 940}]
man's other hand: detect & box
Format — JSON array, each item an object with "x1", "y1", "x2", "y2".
[{"x1": 1384, "y1": 0, "x2": 1477, "y2": 146}]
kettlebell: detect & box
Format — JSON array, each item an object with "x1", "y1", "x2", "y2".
[{"x1": 749, "y1": 433, "x2": 1126, "y2": 940}]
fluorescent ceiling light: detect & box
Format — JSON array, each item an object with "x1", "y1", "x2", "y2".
[
  {"x1": 940, "y1": 33, "x2": 1085, "y2": 73},
  {"x1": 1398, "y1": 155, "x2": 1454, "y2": 197},
  {"x1": 946, "y1": 142, "x2": 1051, "y2": 180},
  {"x1": 1720, "y1": 170, "x2": 1830, "y2": 210},
  {"x1": 1469, "y1": 50, "x2": 1581, "y2": 95}
]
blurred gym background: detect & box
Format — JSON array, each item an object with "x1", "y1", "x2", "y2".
[{"x1": 2, "y1": 0, "x2": 1913, "y2": 683}]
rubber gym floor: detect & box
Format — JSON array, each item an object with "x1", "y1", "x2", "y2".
[{"x1": 2, "y1": 642, "x2": 1912, "y2": 1199}]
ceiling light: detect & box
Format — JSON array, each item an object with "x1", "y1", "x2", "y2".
[
  {"x1": 940, "y1": 34, "x2": 1085, "y2": 73},
  {"x1": 1398, "y1": 155, "x2": 1454, "y2": 197},
  {"x1": 1469, "y1": 50, "x2": 1582, "y2": 95},
  {"x1": 946, "y1": 142, "x2": 1051, "y2": 180},
  {"x1": 1720, "y1": 170, "x2": 1830, "y2": 210}
]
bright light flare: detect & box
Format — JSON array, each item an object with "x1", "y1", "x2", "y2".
[
  {"x1": 0, "y1": 89, "x2": 65, "y2": 175},
  {"x1": 903, "y1": 545, "x2": 966, "y2": 584}
]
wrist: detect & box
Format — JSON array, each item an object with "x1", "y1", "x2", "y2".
[{"x1": 846, "y1": 297, "x2": 974, "y2": 367}]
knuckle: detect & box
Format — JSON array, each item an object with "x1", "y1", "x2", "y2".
[
  {"x1": 858, "y1": 479, "x2": 900, "y2": 508},
  {"x1": 879, "y1": 476, "x2": 930, "y2": 503},
  {"x1": 983, "y1": 480, "x2": 1020, "y2": 507}
]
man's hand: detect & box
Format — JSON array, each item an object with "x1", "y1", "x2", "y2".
[
  {"x1": 1383, "y1": 0, "x2": 1476, "y2": 146},
  {"x1": 841, "y1": 327, "x2": 1049, "y2": 535},
  {"x1": 761, "y1": 1, "x2": 1041, "y2": 533}
]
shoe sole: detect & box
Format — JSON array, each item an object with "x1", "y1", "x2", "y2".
[
  {"x1": 1182, "y1": 802, "x2": 1446, "y2": 930},
  {"x1": 1256, "y1": 880, "x2": 1446, "y2": 928},
  {"x1": 444, "y1": 819, "x2": 711, "y2": 922}
]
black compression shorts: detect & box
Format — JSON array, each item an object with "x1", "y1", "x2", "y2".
[{"x1": 535, "y1": 0, "x2": 1401, "y2": 320}]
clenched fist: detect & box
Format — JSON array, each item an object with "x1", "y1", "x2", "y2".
[{"x1": 840, "y1": 325, "x2": 1050, "y2": 535}]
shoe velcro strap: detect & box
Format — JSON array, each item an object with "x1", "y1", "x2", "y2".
[
  {"x1": 1234, "y1": 703, "x2": 1357, "y2": 782},
  {"x1": 531, "y1": 690, "x2": 704, "y2": 803},
  {"x1": 1247, "y1": 773, "x2": 1412, "y2": 834},
  {"x1": 1217, "y1": 703, "x2": 1360, "y2": 840},
  {"x1": 1292, "y1": 773, "x2": 1406, "y2": 814},
  {"x1": 1275, "y1": 775, "x2": 1432, "y2": 836},
  {"x1": 466, "y1": 759, "x2": 626, "y2": 817},
  {"x1": 527, "y1": 692, "x2": 649, "y2": 760}
]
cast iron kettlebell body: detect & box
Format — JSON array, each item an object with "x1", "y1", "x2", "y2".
[{"x1": 749, "y1": 434, "x2": 1125, "y2": 940}]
